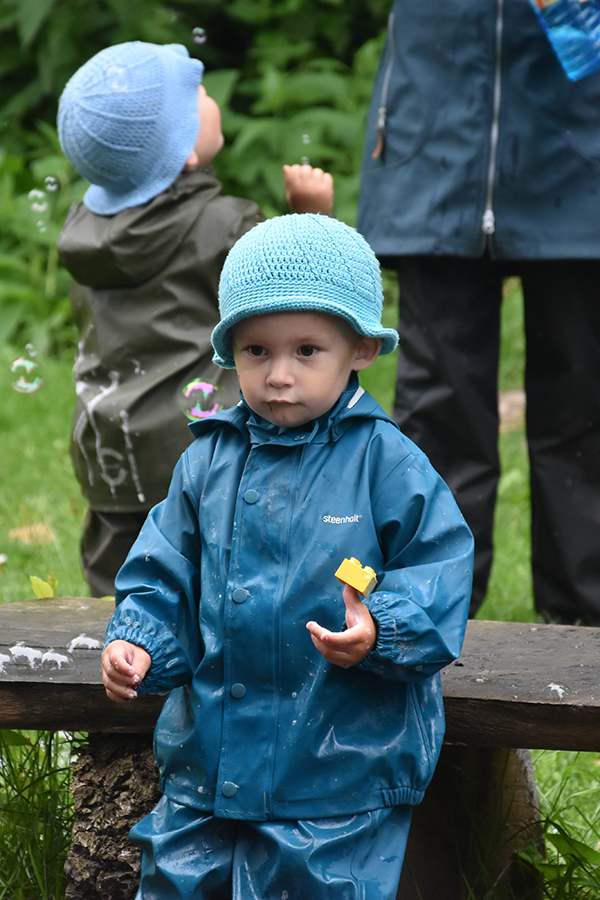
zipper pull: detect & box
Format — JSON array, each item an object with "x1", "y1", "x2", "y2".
[
  {"x1": 371, "y1": 107, "x2": 386, "y2": 160},
  {"x1": 482, "y1": 208, "x2": 495, "y2": 235}
]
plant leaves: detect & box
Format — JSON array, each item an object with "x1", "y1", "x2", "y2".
[
  {"x1": 15, "y1": 0, "x2": 58, "y2": 48},
  {"x1": 546, "y1": 831, "x2": 600, "y2": 865},
  {"x1": 0, "y1": 730, "x2": 30, "y2": 746},
  {"x1": 29, "y1": 574, "x2": 56, "y2": 598}
]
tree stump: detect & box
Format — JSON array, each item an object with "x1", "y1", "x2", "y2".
[{"x1": 65, "y1": 733, "x2": 160, "y2": 900}]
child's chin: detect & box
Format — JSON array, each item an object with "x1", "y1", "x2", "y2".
[{"x1": 266, "y1": 403, "x2": 311, "y2": 428}]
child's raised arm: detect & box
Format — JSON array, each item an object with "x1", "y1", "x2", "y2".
[
  {"x1": 102, "y1": 639, "x2": 151, "y2": 703},
  {"x1": 283, "y1": 163, "x2": 334, "y2": 215},
  {"x1": 306, "y1": 584, "x2": 376, "y2": 668}
]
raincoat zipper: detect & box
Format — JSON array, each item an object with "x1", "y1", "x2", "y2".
[
  {"x1": 482, "y1": 0, "x2": 505, "y2": 254},
  {"x1": 372, "y1": 10, "x2": 396, "y2": 160}
]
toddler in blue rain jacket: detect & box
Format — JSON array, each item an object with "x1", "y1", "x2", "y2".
[{"x1": 102, "y1": 213, "x2": 474, "y2": 900}]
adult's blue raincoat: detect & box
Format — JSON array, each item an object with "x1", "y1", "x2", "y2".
[
  {"x1": 106, "y1": 377, "x2": 474, "y2": 822},
  {"x1": 358, "y1": 0, "x2": 600, "y2": 260}
]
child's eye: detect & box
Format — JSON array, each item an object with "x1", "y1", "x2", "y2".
[
  {"x1": 298, "y1": 345, "x2": 317, "y2": 357},
  {"x1": 247, "y1": 345, "x2": 266, "y2": 357}
]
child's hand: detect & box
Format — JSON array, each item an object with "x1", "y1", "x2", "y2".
[
  {"x1": 283, "y1": 164, "x2": 334, "y2": 215},
  {"x1": 102, "y1": 639, "x2": 151, "y2": 703},
  {"x1": 306, "y1": 585, "x2": 377, "y2": 668}
]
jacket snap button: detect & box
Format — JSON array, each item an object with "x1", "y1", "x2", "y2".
[
  {"x1": 231, "y1": 683, "x2": 246, "y2": 699},
  {"x1": 294, "y1": 434, "x2": 305, "y2": 441},
  {"x1": 243, "y1": 489, "x2": 259, "y2": 504},
  {"x1": 221, "y1": 781, "x2": 237, "y2": 798},
  {"x1": 232, "y1": 588, "x2": 248, "y2": 604}
]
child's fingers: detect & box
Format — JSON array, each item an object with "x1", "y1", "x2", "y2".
[
  {"x1": 306, "y1": 626, "x2": 352, "y2": 668},
  {"x1": 306, "y1": 619, "x2": 331, "y2": 642},
  {"x1": 104, "y1": 678, "x2": 138, "y2": 703},
  {"x1": 102, "y1": 641, "x2": 147, "y2": 702},
  {"x1": 342, "y1": 583, "x2": 363, "y2": 611},
  {"x1": 342, "y1": 584, "x2": 374, "y2": 630},
  {"x1": 102, "y1": 663, "x2": 138, "y2": 702},
  {"x1": 283, "y1": 164, "x2": 327, "y2": 185},
  {"x1": 306, "y1": 618, "x2": 374, "y2": 668},
  {"x1": 103, "y1": 641, "x2": 135, "y2": 676}
]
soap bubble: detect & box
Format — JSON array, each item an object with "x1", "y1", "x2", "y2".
[
  {"x1": 44, "y1": 176, "x2": 59, "y2": 192},
  {"x1": 192, "y1": 27, "x2": 207, "y2": 44},
  {"x1": 181, "y1": 379, "x2": 221, "y2": 421},
  {"x1": 28, "y1": 189, "x2": 48, "y2": 214},
  {"x1": 10, "y1": 353, "x2": 42, "y2": 394},
  {"x1": 300, "y1": 133, "x2": 311, "y2": 165}
]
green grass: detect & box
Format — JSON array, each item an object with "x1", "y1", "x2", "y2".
[
  {"x1": 478, "y1": 277, "x2": 535, "y2": 624},
  {"x1": 478, "y1": 424, "x2": 534, "y2": 623},
  {"x1": 524, "y1": 750, "x2": 600, "y2": 898},
  {"x1": 0, "y1": 345, "x2": 88, "y2": 604},
  {"x1": 0, "y1": 730, "x2": 84, "y2": 900}
]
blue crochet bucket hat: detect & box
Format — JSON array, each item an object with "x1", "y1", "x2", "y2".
[
  {"x1": 212, "y1": 213, "x2": 399, "y2": 368},
  {"x1": 57, "y1": 42, "x2": 203, "y2": 215}
]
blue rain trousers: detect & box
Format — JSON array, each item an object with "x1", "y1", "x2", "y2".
[{"x1": 130, "y1": 796, "x2": 412, "y2": 900}]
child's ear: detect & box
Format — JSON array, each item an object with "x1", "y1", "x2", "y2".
[
  {"x1": 352, "y1": 337, "x2": 382, "y2": 371},
  {"x1": 184, "y1": 149, "x2": 199, "y2": 170}
]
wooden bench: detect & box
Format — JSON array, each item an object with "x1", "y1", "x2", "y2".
[{"x1": 2, "y1": 597, "x2": 599, "y2": 899}]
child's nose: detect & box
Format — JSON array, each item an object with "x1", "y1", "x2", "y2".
[{"x1": 266, "y1": 357, "x2": 294, "y2": 387}]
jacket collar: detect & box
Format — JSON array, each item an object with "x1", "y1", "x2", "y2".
[{"x1": 189, "y1": 373, "x2": 396, "y2": 445}]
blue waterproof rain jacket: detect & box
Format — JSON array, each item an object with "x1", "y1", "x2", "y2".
[{"x1": 106, "y1": 377, "x2": 474, "y2": 821}]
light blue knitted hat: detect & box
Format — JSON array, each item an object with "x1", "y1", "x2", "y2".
[
  {"x1": 57, "y1": 42, "x2": 203, "y2": 215},
  {"x1": 212, "y1": 213, "x2": 399, "y2": 368}
]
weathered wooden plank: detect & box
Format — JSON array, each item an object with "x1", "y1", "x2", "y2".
[
  {"x1": 441, "y1": 619, "x2": 600, "y2": 706},
  {"x1": 0, "y1": 596, "x2": 112, "y2": 684},
  {"x1": 444, "y1": 697, "x2": 600, "y2": 751},
  {"x1": 441, "y1": 619, "x2": 600, "y2": 750},
  {"x1": 0, "y1": 682, "x2": 163, "y2": 732},
  {"x1": 1, "y1": 598, "x2": 599, "y2": 748},
  {"x1": 0, "y1": 597, "x2": 163, "y2": 731}
]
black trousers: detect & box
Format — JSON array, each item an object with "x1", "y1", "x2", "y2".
[{"x1": 391, "y1": 255, "x2": 600, "y2": 624}]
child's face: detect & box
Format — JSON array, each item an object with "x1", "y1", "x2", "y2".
[
  {"x1": 189, "y1": 85, "x2": 224, "y2": 168},
  {"x1": 232, "y1": 311, "x2": 380, "y2": 428}
]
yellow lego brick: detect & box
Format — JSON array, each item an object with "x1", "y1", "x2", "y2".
[{"x1": 334, "y1": 557, "x2": 378, "y2": 597}]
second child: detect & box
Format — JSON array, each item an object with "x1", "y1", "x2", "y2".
[{"x1": 57, "y1": 41, "x2": 333, "y2": 597}]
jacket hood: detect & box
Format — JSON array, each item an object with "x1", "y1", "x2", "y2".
[
  {"x1": 58, "y1": 167, "x2": 222, "y2": 289},
  {"x1": 189, "y1": 373, "x2": 396, "y2": 445}
]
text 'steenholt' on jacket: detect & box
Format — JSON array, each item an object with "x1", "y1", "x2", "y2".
[{"x1": 105, "y1": 376, "x2": 474, "y2": 821}]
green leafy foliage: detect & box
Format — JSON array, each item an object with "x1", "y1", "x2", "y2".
[
  {"x1": 0, "y1": 126, "x2": 85, "y2": 352},
  {"x1": 0, "y1": 0, "x2": 390, "y2": 352}
]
